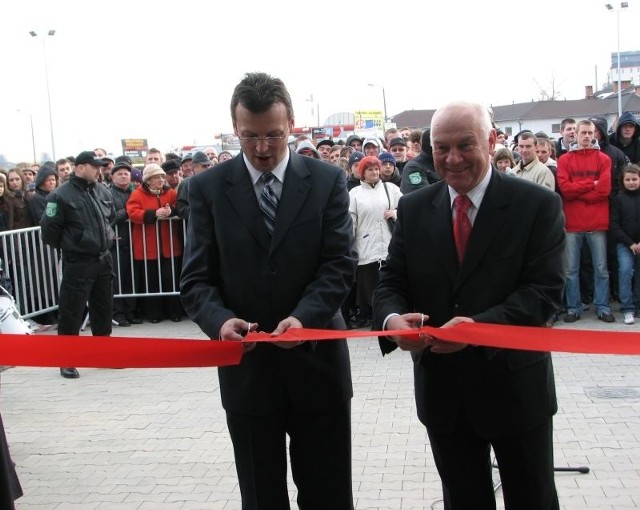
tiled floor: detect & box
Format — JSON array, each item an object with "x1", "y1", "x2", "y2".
[{"x1": 2, "y1": 309, "x2": 639, "y2": 509}]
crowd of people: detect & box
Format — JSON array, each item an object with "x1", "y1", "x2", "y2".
[
  {"x1": 0, "y1": 147, "x2": 222, "y2": 330},
  {"x1": 490, "y1": 115, "x2": 640, "y2": 325},
  {"x1": 1, "y1": 70, "x2": 639, "y2": 508},
  {"x1": 1, "y1": 109, "x2": 638, "y2": 333},
  {"x1": 290, "y1": 127, "x2": 429, "y2": 328},
  {"x1": 289, "y1": 113, "x2": 639, "y2": 328}
]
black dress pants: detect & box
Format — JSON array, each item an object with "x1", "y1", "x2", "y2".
[
  {"x1": 427, "y1": 416, "x2": 559, "y2": 510},
  {"x1": 226, "y1": 400, "x2": 353, "y2": 510}
]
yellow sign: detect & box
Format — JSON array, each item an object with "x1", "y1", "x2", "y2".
[{"x1": 354, "y1": 110, "x2": 384, "y2": 130}]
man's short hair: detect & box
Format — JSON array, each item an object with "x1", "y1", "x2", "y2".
[
  {"x1": 560, "y1": 118, "x2": 576, "y2": 131},
  {"x1": 576, "y1": 120, "x2": 594, "y2": 132},
  {"x1": 147, "y1": 148, "x2": 164, "y2": 162},
  {"x1": 537, "y1": 137, "x2": 552, "y2": 150},
  {"x1": 384, "y1": 128, "x2": 400, "y2": 139},
  {"x1": 518, "y1": 131, "x2": 537, "y2": 145},
  {"x1": 230, "y1": 72, "x2": 293, "y2": 124},
  {"x1": 55, "y1": 158, "x2": 71, "y2": 169},
  {"x1": 409, "y1": 129, "x2": 423, "y2": 144}
]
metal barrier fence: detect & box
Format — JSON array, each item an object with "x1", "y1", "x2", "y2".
[{"x1": 0, "y1": 217, "x2": 186, "y2": 319}]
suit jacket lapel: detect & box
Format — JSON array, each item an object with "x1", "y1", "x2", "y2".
[
  {"x1": 225, "y1": 157, "x2": 271, "y2": 251},
  {"x1": 428, "y1": 185, "x2": 458, "y2": 283},
  {"x1": 270, "y1": 152, "x2": 311, "y2": 254},
  {"x1": 455, "y1": 171, "x2": 509, "y2": 289}
]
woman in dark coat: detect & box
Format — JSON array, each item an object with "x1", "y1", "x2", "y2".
[{"x1": 5, "y1": 169, "x2": 34, "y2": 230}]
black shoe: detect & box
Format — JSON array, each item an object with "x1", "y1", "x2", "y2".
[
  {"x1": 170, "y1": 316, "x2": 182, "y2": 323},
  {"x1": 127, "y1": 316, "x2": 143, "y2": 325},
  {"x1": 563, "y1": 312, "x2": 579, "y2": 323},
  {"x1": 349, "y1": 317, "x2": 373, "y2": 329},
  {"x1": 597, "y1": 312, "x2": 615, "y2": 323},
  {"x1": 115, "y1": 317, "x2": 131, "y2": 327},
  {"x1": 150, "y1": 318, "x2": 162, "y2": 324},
  {"x1": 60, "y1": 367, "x2": 79, "y2": 379}
]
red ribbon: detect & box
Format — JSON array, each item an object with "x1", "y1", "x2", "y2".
[
  {"x1": 246, "y1": 323, "x2": 640, "y2": 355},
  {"x1": 0, "y1": 323, "x2": 638, "y2": 369},
  {"x1": 0, "y1": 334, "x2": 243, "y2": 368}
]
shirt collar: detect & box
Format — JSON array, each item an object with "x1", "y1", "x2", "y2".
[
  {"x1": 448, "y1": 165, "x2": 492, "y2": 210},
  {"x1": 244, "y1": 149, "x2": 290, "y2": 185}
]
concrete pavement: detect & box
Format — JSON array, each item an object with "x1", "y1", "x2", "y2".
[{"x1": 1, "y1": 308, "x2": 639, "y2": 509}]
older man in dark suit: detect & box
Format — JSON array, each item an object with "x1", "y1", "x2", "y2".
[
  {"x1": 373, "y1": 102, "x2": 565, "y2": 510},
  {"x1": 180, "y1": 72, "x2": 357, "y2": 510}
]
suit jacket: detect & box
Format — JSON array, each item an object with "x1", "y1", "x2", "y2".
[
  {"x1": 180, "y1": 150, "x2": 357, "y2": 416},
  {"x1": 373, "y1": 170, "x2": 565, "y2": 438}
]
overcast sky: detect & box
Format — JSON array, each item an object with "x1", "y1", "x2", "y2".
[{"x1": 1, "y1": 0, "x2": 639, "y2": 162}]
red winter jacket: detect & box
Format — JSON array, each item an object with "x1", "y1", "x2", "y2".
[
  {"x1": 126, "y1": 185, "x2": 182, "y2": 260},
  {"x1": 557, "y1": 146, "x2": 611, "y2": 232}
]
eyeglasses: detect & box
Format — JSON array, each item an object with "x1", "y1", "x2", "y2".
[{"x1": 238, "y1": 135, "x2": 287, "y2": 146}]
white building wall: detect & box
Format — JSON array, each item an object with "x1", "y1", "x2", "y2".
[{"x1": 612, "y1": 66, "x2": 640, "y2": 85}]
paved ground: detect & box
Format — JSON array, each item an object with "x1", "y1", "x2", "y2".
[{"x1": 1, "y1": 308, "x2": 639, "y2": 509}]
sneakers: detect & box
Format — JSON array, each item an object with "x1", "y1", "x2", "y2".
[
  {"x1": 563, "y1": 312, "x2": 579, "y2": 323},
  {"x1": 624, "y1": 312, "x2": 636, "y2": 325},
  {"x1": 597, "y1": 312, "x2": 616, "y2": 323}
]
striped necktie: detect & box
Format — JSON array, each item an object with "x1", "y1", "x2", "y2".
[{"x1": 259, "y1": 172, "x2": 278, "y2": 235}]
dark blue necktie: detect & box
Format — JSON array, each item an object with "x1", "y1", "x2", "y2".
[{"x1": 259, "y1": 172, "x2": 278, "y2": 235}]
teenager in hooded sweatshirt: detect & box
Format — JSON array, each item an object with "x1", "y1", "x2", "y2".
[{"x1": 610, "y1": 111, "x2": 640, "y2": 165}]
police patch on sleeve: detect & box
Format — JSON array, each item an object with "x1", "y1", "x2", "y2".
[
  {"x1": 45, "y1": 202, "x2": 58, "y2": 217},
  {"x1": 408, "y1": 172, "x2": 422, "y2": 185}
]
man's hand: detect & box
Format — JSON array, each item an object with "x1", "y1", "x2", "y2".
[
  {"x1": 386, "y1": 313, "x2": 430, "y2": 351},
  {"x1": 270, "y1": 316, "x2": 304, "y2": 349},
  {"x1": 423, "y1": 316, "x2": 472, "y2": 354},
  {"x1": 220, "y1": 318, "x2": 258, "y2": 352}
]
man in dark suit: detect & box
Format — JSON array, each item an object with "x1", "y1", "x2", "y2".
[
  {"x1": 180, "y1": 72, "x2": 357, "y2": 510},
  {"x1": 373, "y1": 102, "x2": 565, "y2": 510}
]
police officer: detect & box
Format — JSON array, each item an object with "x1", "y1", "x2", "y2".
[{"x1": 41, "y1": 151, "x2": 116, "y2": 379}]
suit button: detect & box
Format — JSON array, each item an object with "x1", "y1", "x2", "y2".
[{"x1": 269, "y1": 266, "x2": 277, "y2": 275}]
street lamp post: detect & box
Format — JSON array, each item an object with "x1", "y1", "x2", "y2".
[
  {"x1": 29, "y1": 29, "x2": 56, "y2": 160},
  {"x1": 605, "y1": 2, "x2": 629, "y2": 119},
  {"x1": 367, "y1": 83, "x2": 388, "y2": 128},
  {"x1": 306, "y1": 95, "x2": 320, "y2": 126},
  {"x1": 16, "y1": 110, "x2": 37, "y2": 162}
]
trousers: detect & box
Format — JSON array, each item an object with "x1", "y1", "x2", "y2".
[{"x1": 58, "y1": 252, "x2": 113, "y2": 336}]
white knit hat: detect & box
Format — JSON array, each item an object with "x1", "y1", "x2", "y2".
[{"x1": 142, "y1": 164, "x2": 165, "y2": 183}]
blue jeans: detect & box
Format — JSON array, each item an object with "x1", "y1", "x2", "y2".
[
  {"x1": 564, "y1": 231, "x2": 611, "y2": 316},
  {"x1": 617, "y1": 243, "x2": 640, "y2": 314}
]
